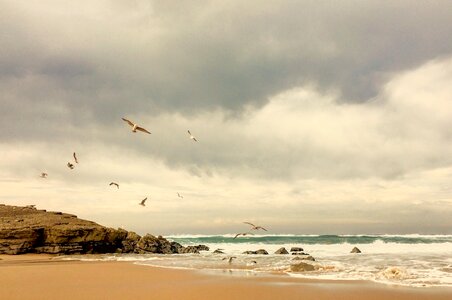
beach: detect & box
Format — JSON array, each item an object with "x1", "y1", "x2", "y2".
[{"x1": 1, "y1": 254, "x2": 451, "y2": 300}]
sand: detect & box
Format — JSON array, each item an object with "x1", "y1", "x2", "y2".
[{"x1": 1, "y1": 254, "x2": 451, "y2": 300}]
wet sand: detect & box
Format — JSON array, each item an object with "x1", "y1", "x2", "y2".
[{"x1": 1, "y1": 254, "x2": 451, "y2": 300}]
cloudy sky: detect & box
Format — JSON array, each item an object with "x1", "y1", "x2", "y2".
[{"x1": 1, "y1": 0, "x2": 452, "y2": 235}]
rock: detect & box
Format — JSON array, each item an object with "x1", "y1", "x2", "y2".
[
  {"x1": 179, "y1": 246, "x2": 200, "y2": 254},
  {"x1": 292, "y1": 252, "x2": 309, "y2": 255},
  {"x1": 213, "y1": 249, "x2": 224, "y2": 254},
  {"x1": 290, "y1": 247, "x2": 304, "y2": 252},
  {"x1": 351, "y1": 247, "x2": 361, "y2": 253},
  {"x1": 290, "y1": 262, "x2": 318, "y2": 272},
  {"x1": 274, "y1": 247, "x2": 289, "y2": 254},
  {"x1": 292, "y1": 255, "x2": 315, "y2": 261},
  {"x1": 121, "y1": 231, "x2": 141, "y2": 253},
  {"x1": 195, "y1": 244, "x2": 210, "y2": 251},
  {"x1": 242, "y1": 249, "x2": 268, "y2": 255}
]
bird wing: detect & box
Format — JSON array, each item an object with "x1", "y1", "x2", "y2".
[
  {"x1": 233, "y1": 233, "x2": 241, "y2": 239},
  {"x1": 122, "y1": 118, "x2": 135, "y2": 127},
  {"x1": 188, "y1": 130, "x2": 191, "y2": 135},
  {"x1": 73, "y1": 152, "x2": 78, "y2": 163},
  {"x1": 141, "y1": 197, "x2": 147, "y2": 204},
  {"x1": 193, "y1": 137, "x2": 198, "y2": 142},
  {"x1": 136, "y1": 126, "x2": 151, "y2": 134},
  {"x1": 259, "y1": 227, "x2": 268, "y2": 231},
  {"x1": 243, "y1": 222, "x2": 256, "y2": 227}
]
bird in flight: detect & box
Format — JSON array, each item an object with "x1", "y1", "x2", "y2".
[
  {"x1": 73, "y1": 152, "x2": 78, "y2": 164},
  {"x1": 233, "y1": 232, "x2": 254, "y2": 239},
  {"x1": 139, "y1": 197, "x2": 147, "y2": 206},
  {"x1": 222, "y1": 256, "x2": 237, "y2": 264},
  {"x1": 187, "y1": 130, "x2": 198, "y2": 142},
  {"x1": 122, "y1": 118, "x2": 151, "y2": 134},
  {"x1": 177, "y1": 192, "x2": 183, "y2": 199},
  {"x1": 109, "y1": 182, "x2": 119, "y2": 189},
  {"x1": 243, "y1": 222, "x2": 268, "y2": 231},
  {"x1": 67, "y1": 162, "x2": 74, "y2": 169},
  {"x1": 40, "y1": 172, "x2": 48, "y2": 178}
]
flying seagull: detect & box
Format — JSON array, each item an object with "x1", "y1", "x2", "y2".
[
  {"x1": 187, "y1": 130, "x2": 198, "y2": 142},
  {"x1": 67, "y1": 162, "x2": 74, "y2": 169},
  {"x1": 177, "y1": 192, "x2": 183, "y2": 199},
  {"x1": 243, "y1": 222, "x2": 268, "y2": 231},
  {"x1": 109, "y1": 182, "x2": 119, "y2": 189},
  {"x1": 222, "y1": 256, "x2": 237, "y2": 264},
  {"x1": 233, "y1": 232, "x2": 254, "y2": 239},
  {"x1": 40, "y1": 172, "x2": 48, "y2": 178},
  {"x1": 139, "y1": 197, "x2": 147, "y2": 206},
  {"x1": 73, "y1": 152, "x2": 78, "y2": 164},
  {"x1": 122, "y1": 118, "x2": 151, "y2": 134}
]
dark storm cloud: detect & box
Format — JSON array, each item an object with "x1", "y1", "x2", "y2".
[{"x1": 2, "y1": 0, "x2": 452, "y2": 128}]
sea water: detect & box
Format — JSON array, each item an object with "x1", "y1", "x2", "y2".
[{"x1": 65, "y1": 234, "x2": 452, "y2": 287}]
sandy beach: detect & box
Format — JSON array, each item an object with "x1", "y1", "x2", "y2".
[{"x1": 1, "y1": 254, "x2": 451, "y2": 300}]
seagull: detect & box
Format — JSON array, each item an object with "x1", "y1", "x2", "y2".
[
  {"x1": 73, "y1": 152, "x2": 78, "y2": 164},
  {"x1": 109, "y1": 182, "x2": 119, "y2": 189},
  {"x1": 122, "y1": 118, "x2": 151, "y2": 134},
  {"x1": 67, "y1": 162, "x2": 74, "y2": 169},
  {"x1": 177, "y1": 192, "x2": 183, "y2": 199},
  {"x1": 243, "y1": 222, "x2": 268, "y2": 231},
  {"x1": 233, "y1": 232, "x2": 254, "y2": 239},
  {"x1": 40, "y1": 172, "x2": 48, "y2": 178},
  {"x1": 187, "y1": 130, "x2": 198, "y2": 142},
  {"x1": 222, "y1": 256, "x2": 237, "y2": 264},
  {"x1": 139, "y1": 197, "x2": 147, "y2": 206}
]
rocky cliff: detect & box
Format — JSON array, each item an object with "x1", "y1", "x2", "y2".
[{"x1": 0, "y1": 204, "x2": 206, "y2": 255}]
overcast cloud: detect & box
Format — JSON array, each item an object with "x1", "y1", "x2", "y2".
[{"x1": 1, "y1": 1, "x2": 452, "y2": 234}]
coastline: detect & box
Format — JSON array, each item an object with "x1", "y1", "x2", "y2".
[{"x1": 1, "y1": 254, "x2": 451, "y2": 300}]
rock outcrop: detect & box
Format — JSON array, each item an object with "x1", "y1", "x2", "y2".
[
  {"x1": 292, "y1": 255, "x2": 315, "y2": 261},
  {"x1": 290, "y1": 247, "x2": 304, "y2": 252},
  {"x1": 351, "y1": 246, "x2": 361, "y2": 253},
  {"x1": 213, "y1": 249, "x2": 224, "y2": 254},
  {"x1": 290, "y1": 262, "x2": 318, "y2": 272},
  {"x1": 242, "y1": 249, "x2": 268, "y2": 255},
  {"x1": 274, "y1": 247, "x2": 289, "y2": 254},
  {"x1": 0, "y1": 204, "x2": 205, "y2": 255}
]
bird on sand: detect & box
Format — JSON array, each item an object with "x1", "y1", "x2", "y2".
[
  {"x1": 177, "y1": 192, "x2": 183, "y2": 199},
  {"x1": 122, "y1": 118, "x2": 151, "y2": 134},
  {"x1": 40, "y1": 172, "x2": 48, "y2": 178},
  {"x1": 109, "y1": 182, "x2": 119, "y2": 189},
  {"x1": 243, "y1": 222, "x2": 268, "y2": 231},
  {"x1": 139, "y1": 197, "x2": 147, "y2": 206},
  {"x1": 187, "y1": 130, "x2": 198, "y2": 142},
  {"x1": 222, "y1": 256, "x2": 237, "y2": 264},
  {"x1": 73, "y1": 152, "x2": 78, "y2": 164},
  {"x1": 233, "y1": 232, "x2": 254, "y2": 239},
  {"x1": 67, "y1": 162, "x2": 74, "y2": 169}
]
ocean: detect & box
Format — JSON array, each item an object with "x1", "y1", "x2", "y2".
[{"x1": 66, "y1": 234, "x2": 452, "y2": 287}]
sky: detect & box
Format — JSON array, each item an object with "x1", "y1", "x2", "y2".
[{"x1": 1, "y1": 0, "x2": 452, "y2": 235}]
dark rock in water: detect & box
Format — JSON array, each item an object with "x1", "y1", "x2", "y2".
[
  {"x1": 195, "y1": 244, "x2": 210, "y2": 251},
  {"x1": 351, "y1": 247, "x2": 361, "y2": 253},
  {"x1": 290, "y1": 247, "x2": 304, "y2": 252},
  {"x1": 290, "y1": 262, "x2": 317, "y2": 272},
  {"x1": 242, "y1": 249, "x2": 268, "y2": 255},
  {"x1": 213, "y1": 249, "x2": 224, "y2": 254},
  {"x1": 274, "y1": 247, "x2": 289, "y2": 254},
  {"x1": 179, "y1": 246, "x2": 200, "y2": 254},
  {"x1": 292, "y1": 255, "x2": 315, "y2": 261},
  {"x1": 292, "y1": 252, "x2": 309, "y2": 255}
]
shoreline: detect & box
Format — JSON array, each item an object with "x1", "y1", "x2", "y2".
[{"x1": 1, "y1": 254, "x2": 451, "y2": 300}]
